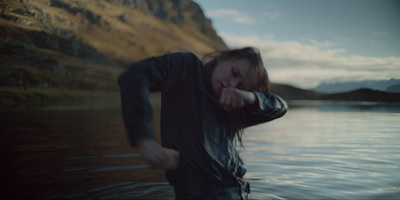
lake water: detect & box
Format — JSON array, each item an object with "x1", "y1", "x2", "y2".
[{"x1": 0, "y1": 100, "x2": 399, "y2": 199}]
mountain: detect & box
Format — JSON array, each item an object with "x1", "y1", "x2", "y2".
[
  {"x1": 0, "y1": 0, "x2": 398, "y2": 104},
  {"x1": 313, "y1": 79, "x2": 400, "y2": 94},
  {"x1": 104, "y1": 0, "x2": 226, "y2": 49},
  {"x1": 320, "y1": 88, "x2": 400, "y2": 102},
  {"x1": 386, "y1": 84, "x2": 400, "y2": 93},
  {"x1": 270, "y1": 83, "x2": 323, "y2": 100},
  {"x1": 0, "y1": 0, "x2": 227, "y2": 104},
  {"x1": 269, "y1": 83, "x2": 400, "y2": 102}
]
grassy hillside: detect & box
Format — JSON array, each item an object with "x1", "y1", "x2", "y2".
[{"x1": 0, "y1": 0, "x2": 228, "y2": 104}]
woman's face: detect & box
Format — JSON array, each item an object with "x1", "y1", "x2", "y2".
[{"x1": 210, "y1": 58, "x2": 257, "y2": 97}]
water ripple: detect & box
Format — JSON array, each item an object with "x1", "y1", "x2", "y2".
[{"x1": 63, "y1": 165, "x2": 151, "y2": 172}]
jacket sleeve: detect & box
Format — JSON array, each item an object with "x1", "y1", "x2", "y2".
[
  {"x1": 241, "y1": 91, "x2": 288, "y2": 127},
  {"x1": 118, "y1": 52, "x2": 200, "y2": 146}
]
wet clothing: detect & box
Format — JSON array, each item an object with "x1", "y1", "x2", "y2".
[{"x1": 118, "y1": 52, "x2": 287, "y2": 199}]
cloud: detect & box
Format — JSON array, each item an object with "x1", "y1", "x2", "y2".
[
  {"x1": 205, "y1": 9, "x2": 256, "y2": 24},
  {"x1": 308, "y1": 39, "x2": 334, "y2": 48},
  {"x1": 262, "y1": 10, "x2": 282, "y2": 21},
  {"x1": 373, "y1": 31, "x2": 390, "y2": 36},
  {"x1": 232, "y1": 16, "x2": 256, "y2": 24},
  {"x1": 206, "y1": 9, "x2": 240, "y2": 17},
  {"x1": 220, "y1": 33, "x2": 400, "y2": 88}
]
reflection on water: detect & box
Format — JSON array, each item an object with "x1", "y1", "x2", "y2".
[
  {"x1": 0, "y1": 101, "x2": 173, "y2": 199},
  {"x1": 0, "y1": 100, "x2": 399, "y2": 199},
  {"x1": 43, "y1": 181, "x2": 174, "y2": 200},
  {"x1": 243, "y1": 101, "x2": 400, "y2": 200}
]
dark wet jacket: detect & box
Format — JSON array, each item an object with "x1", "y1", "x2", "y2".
[{"x1": 118, "y1": 52, "x2": 287, "y2": 197}]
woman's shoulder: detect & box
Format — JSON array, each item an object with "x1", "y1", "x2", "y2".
[
  {"x1": 165, "y1": 52, "x2": 202, "y2": 63},
  {"x1": 161, "y1": 52, "x2": 205, "y2": 74}
]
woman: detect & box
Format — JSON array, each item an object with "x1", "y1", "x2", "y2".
[{"x1": 118, "y1": 47, "x2": 287, "y2": 199}]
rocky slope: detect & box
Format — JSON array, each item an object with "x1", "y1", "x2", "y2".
[
  {"x1": 104, "y1": 0, "x2": 226, "y2": 49},
  {"x1": 0, "y1": 0, "x2": 227, "y2": 103}
]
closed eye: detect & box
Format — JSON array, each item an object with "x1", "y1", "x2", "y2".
[{"x1": 232, "y1": 67, "x2": 241, "y2": 77}]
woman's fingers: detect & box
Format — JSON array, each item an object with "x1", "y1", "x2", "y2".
[
  {"x1": 233, "y1": 89, "x2": 244, "y2": 108},
  {"x1": 163, "y1": 148, "x2": 180, "y2": 170},
  {"x1": 219, "y1": 88, "x2": 225, "y2": 104},
  {"x1": 221, "y1": 88, "x2": 232, "y2": 110},
  {"x1": 220, "y1": 87, "x2": 245, "y2": 110},
  {"x1": 153, "y1": 147, "x2": 179, "y2": 170},
  {"x1": 219, "y1": 88, "x2": 230, "y2": 104},
  {"x1": 137, "y1": 139, "x2": 180, "y2": 170}
]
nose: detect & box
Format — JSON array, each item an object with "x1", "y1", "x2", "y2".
[{"x1": 228, "y1": 77, "x2": 241, "y2": 88}]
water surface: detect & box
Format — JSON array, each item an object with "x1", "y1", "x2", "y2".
[
  {"x1": 0, "y1": 101, "x2": 399, "y2": 199},
  {"x1": 243, "y1": 101, "x2": 400, "y2": 200}
]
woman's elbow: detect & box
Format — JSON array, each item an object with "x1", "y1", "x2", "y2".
[
  {"x1": 118, "y1": 71, "x2": 128, "y2": 87},
  {"x1": 118, "y1": 64, "x2": 140, "y2": 88},
  {"x1": 276, "y1": 97, "x2": 288, "y2": 117}
]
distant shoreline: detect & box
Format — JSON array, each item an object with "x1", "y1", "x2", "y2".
[
  {"x1": 1, "y1": 87, "x2": 399, "y2": 108},
  {"x1": 0, "y1": 87, "x2": 165, "y2": 109},
  {"x1": 0, "y1": 87, "x2": 120, "y2": 106}
]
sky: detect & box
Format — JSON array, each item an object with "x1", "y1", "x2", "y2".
[{"x1": 194, "y1": 0, "x2": 400, "y2": 89}]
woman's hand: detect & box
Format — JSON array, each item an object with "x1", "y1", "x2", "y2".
[
  {"x1": 136, "y1": 139, "x2": 180, "y2": 170},
  {"x1": 219, "y1": 87, "x2": 256, "y2": 110}
]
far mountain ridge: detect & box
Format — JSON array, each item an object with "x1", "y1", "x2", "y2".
[
  {"x1": 313, "y1": 79, "x2": 400, "y2": 94},
  {"x1": 271, "y1": 83, "x2": 400, "y2": 102}
]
